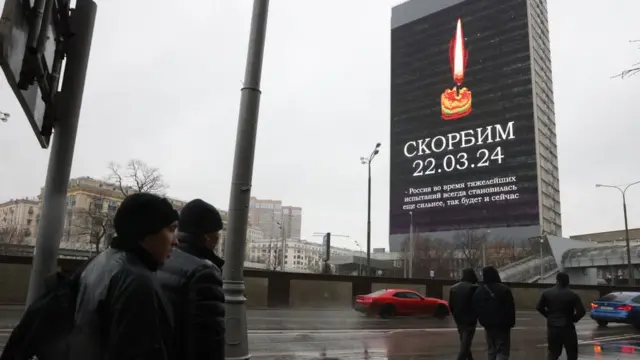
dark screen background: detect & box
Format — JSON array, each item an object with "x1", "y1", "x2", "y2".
[{"x1": 389, "y1": 0, "x2": 540, "y2": 236}]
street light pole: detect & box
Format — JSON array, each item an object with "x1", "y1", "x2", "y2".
[
  {"x1": 222, "y1": 1, "x2": 269, "y2": 359},
  {"x1": 26, "y1": 0, "x2": 97, "y2": 305},
  {"x1": 540, "y1": 237, "x2": 544, "y2": 277},
  {"x1": 361, "y1": 143, "x2": 381, "y2": 276},
  {"x1": 596, "y1": 180, "x2": 640, "y2": 285}
]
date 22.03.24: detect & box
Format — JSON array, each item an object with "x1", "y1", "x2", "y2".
[{"x1": 412, "y1": 146, "x2": 504, "y2": 176}]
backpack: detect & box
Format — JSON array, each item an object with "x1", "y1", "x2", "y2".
[{"x1": 0, "y1": 271, "x2": 80, "y2": 360}]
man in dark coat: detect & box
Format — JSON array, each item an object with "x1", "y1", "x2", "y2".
[
  {"x1": 449, "y1": 268, "x2": 479, "y2": 360},
  {"x1": 472, "y1": 266, "x2": 516, "y2": 360},
  {"x1": 157, "y1": 199, "x2": 226, "y2": 360},
  {"x1": 71, "y1": 193, "x2": 179, "y2": 360},
  {"x1": 536, "y1": 272, "x2": 585, "y2": 360}
]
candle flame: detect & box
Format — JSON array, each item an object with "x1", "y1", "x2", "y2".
[{"x1": 450, "y1": 18, "x2": 468, "y2": 85}]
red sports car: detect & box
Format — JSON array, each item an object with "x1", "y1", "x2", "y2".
[{"x1": 354, "y1": 289, "x2": 450, "y2": 319}]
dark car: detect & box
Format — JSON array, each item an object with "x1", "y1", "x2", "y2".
[
  {"x1": 590, "y1": 291, "x2": 640, "y2": 328},
  {"x1": 354, "y1": 289, "x2": 450, "y2": 319}
]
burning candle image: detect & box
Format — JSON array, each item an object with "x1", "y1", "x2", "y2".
[{"x1": 441, "y1": 18, "x2": 472, "y2": 120}]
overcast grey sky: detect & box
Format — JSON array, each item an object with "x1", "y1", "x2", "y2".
[{"x1": 1, "y1": 0, "x2": 639, "y2": 250}]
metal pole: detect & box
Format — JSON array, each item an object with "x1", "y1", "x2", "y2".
[
  {"x1": 280, "y1": 224, "x2": 285, "y2": 271},
  {"x1": 540, "y1": 238, "x2": 544, "y2": 277},
  {"x1": 366, "y1": 162, "x2": 372, "y2": 276},
  {"x1": 26, "y1": 0, "x2": 97, "y2": 306},
  {"x1": 222, "y1": 1, "x2": 269, "y2": 359},
  {"x1": 482, "y1": 242, "x2": 486, "y2": 268},
  {"x1": 623, "y1": 193, "x2": 634, "y2": 285},
  {"x1": 408, "y1": 211, "x2": 414, "y2": 278}
]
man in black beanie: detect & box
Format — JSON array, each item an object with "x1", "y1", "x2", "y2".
[
  {"x1": 158, "y1": 198, "x2": 226, "y2": 360},
  {"x1": 71, "y1": 193, "x2": 179, "y2": 360}
]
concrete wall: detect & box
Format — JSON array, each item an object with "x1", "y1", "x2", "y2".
[
  {"x1": 0, "y1": 262, "x2": 31, "y2": 304},
  {"x1": 290, "y1": 279, "x2": 352, "y2": 308},
  {"x1": 0, "y1": 256, "x2": 631, "y2": 310}
]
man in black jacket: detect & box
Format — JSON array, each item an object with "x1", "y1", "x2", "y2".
[
  {"x1": 449, "y1": 268, "x2": 479, "y2": 360},
  {"x1": 536, "y1": 272, "x2": 585, "y2": 360},
  {"x1": 472, "y1": 266, "x2": 515, "y2": 360},
  {"x1": 71, "y1": 193, "x2": 179, "y2": 360},
  {"x1": 158, "y1": 199, "x2": 226, "y2": 360}
]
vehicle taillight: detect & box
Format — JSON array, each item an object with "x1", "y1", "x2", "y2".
[
  {"x1": 590, "y1": 303, "x2": 598, "y2": 309},
  {"x1": 356, "y1": 296, "x2": 372, "y2": 303},
  {"x1": 617, "y1": 305, "x2": 633, "y2": 312},
  {"x1": 621, "y1": 346, "x2": 636, "y2": 353}
]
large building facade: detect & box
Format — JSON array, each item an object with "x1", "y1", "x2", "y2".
[
  {"x1": 248, "y1": 197, "x2": 302, "y2": 240},
  {"x1": 389, "y1": 0, "x2": 560, "y2": 252},
  {"x1": 0, "y1": 198, "x2": 39, "y2": 243}
]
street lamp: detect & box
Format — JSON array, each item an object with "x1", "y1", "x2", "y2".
[
  {"x1": 596, "y1": 180, "x2": 640, "y2": 284},
  {"x1": 361, "y1": 142, "x2": 381, "y2": 276}
]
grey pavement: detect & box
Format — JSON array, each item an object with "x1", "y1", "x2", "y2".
[{"x1": 2, "y1": 308, "x2": 640, "y2": 359}]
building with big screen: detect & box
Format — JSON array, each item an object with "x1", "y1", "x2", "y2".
[{"x1": 389, "y1": 0, "x2": 561, "y2": 252}]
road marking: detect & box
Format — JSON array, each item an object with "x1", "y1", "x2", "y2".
[
  {"x1": 248, "y1": 325, "x2": 538, "y2": 337},
  {"x1": 536, "y1": 334, "x2": 639, "y2": 347}
]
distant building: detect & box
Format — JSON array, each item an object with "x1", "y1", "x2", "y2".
[
  {"x1": 247, "y1": 237, "x2": 358, "y2": 273},
  {"x1": 248, "y1": 197, "x2": 302, "y2": 240},
  {"x1": 571, "y1": 228, "x2": 640, "y2": 244},
  {"x1": 0, "y1": 198, "x2": 39, "y2": 243},
  {"x1": 41, "y1": 177, "x2": 187, "y2": 252}
]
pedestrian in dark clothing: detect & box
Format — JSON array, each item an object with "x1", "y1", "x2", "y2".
[
  {"x1": 157, "y1": 199, "x2": 226, "y2": 360},
  {"x1": 70, "y1": 193, "x2": 179, "y2": 360},
  {"x1": 472, "y1": 266, "x2": 515, "y2": 360},
  {"x1": 536, "y1": 272, "x2": 586, "y2": 360},
  {"x1": 449, "y1": 268, "x2": 479, "y2": 360}
]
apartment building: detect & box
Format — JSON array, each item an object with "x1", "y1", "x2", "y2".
[
  {"x1": 248, "y1": 197, "x2": 302, "y2": 240},
  {"x1": 0, "y1": 198, "x2": 39, "y2": 243},
  {"x1": 52, "y1": 177, "x2": 187, "y2": 251},
  {"x1": 247, "y1": 237, "x2": 356, "y2": 273}
]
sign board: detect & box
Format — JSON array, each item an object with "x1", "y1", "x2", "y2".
[
  {"x1": 322, "y1": 232, "x2": 330, "y2": 261},
  {"x1": 0, "y1": 0, "x2": 66, "y2": 148}
]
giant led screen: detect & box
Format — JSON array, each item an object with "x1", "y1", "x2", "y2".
[{"x1": 389, "y1": 0, "x2": 540, "y2": 250}]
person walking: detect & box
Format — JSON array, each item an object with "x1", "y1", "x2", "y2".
[
  {"x1": 472, "y1": 266, "x2": 516, "y2": 360},
  {"x1": 157, "y1": 199, "x2": 226, "y2": 360},
  {"x1": 449, "y1": 268, "x2": 479, "y2": 360},
  {"x1": 536, "y1": 272, "x2": 586, "y2": 360},
  {"x1": 71, "y1": 193, "x2": 179, "y2": 360}
]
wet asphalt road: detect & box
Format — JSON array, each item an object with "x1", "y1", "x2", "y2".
[{"x1": 2, "y1": 308, "x2": 640, "y2": 359}]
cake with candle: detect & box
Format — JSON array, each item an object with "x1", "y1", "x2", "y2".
[{"x1": 441, "y1": 86, "x2": 472, "y2": 120}]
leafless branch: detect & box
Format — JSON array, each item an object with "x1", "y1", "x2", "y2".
[
  {"x1": 453, "y1": 229, "x2": 486, "y2": 270},
  {"x1": 0, "y1": 226, "x2": 31, "y2": 245},
  {"x1": 107, "y1": 159, "x2": 168, "y2": 197},
  {"x1": 401, "y1": 234, "x2": 453, "y2": 278},
  {"x1": 73, "y1": 197, "x2": 114, "y2": 253}
]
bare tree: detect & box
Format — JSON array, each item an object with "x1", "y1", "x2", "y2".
[
  {"x1": 488, "y1": 238, "x2": 520, "y2": 268},
  {"x1": 260, "y1": 240, "x2": 283, "y2": 270},
  {"x1": 108, "y1": 159, "x2": 168, "y2": 197},
  {"x1": 401, "y1": 234, "x2": 453, "y2": 279},
  {"x1": 0, "y1": 226, "x2": 31, "y2": 245},
  {"x1": 453, "y1": 229, "x2": 487, "y2": 270},
  {"x1": 74, "y1": 198, "x2": 114, "y2": 253}
]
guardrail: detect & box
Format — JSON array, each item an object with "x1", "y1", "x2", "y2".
[
  {"x1": 498, "y1": 255, "x2": 538, "y2": 272},
  {"x1": 0, "y1": 243, "x2": 94, "y2": 259},
  {"x1": 501, "y1": 255, "x2": 557, "y2": 283}
]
